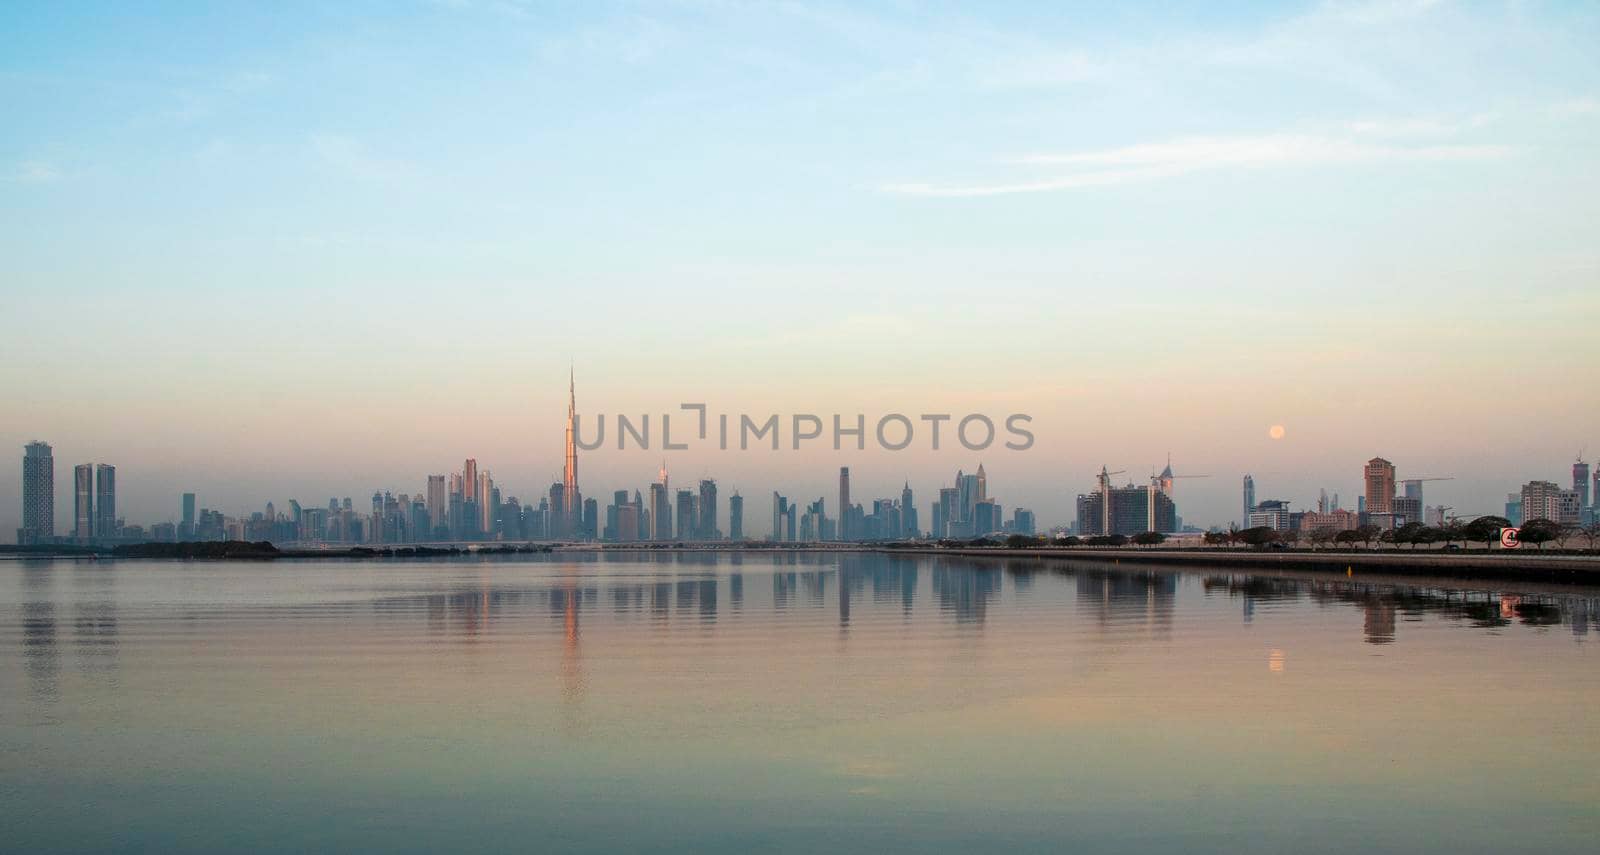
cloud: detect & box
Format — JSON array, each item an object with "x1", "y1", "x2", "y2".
[
  {"x1": 310, "y1": 135, "x2": 413, "y2": 183},
  {"x1": 884, "y1": 132, "x2": 1512, "y2": 197},
  {"x1": 4, "y1": 161, "x2": 61, "y2": 183},
  {"x1": 1548, "y1": 97, "x2": 1599, "y2": 118}
]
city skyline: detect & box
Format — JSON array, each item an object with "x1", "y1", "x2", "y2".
[
  {"x1": 4, "y1": 0, "x2": 1599, "y2": 535},
  {"x1": 11, "y1": 374, "x2": 1598, "y2": 542}
]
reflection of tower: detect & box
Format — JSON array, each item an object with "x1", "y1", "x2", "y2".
[
  {"x1": 1363, "y1": 598, "x2": 1396, "y2": 644},
  {"x1": 557, "y1": 575, "x2": 586, "y2": 734},
  {"x1": 562, "y1": 370, "x2": 581, "y2": 536}
]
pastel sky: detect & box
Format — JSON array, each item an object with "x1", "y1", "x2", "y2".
[{"x1": 3, "y1": 0, "x2": 1598, "y2": 535}]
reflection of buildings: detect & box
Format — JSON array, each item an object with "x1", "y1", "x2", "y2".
[
  {"x1": 1204, "y1": 575, "x2": 1595, "y2": 643},
  {"x1": 22, "y1": 565, "x2": 59, "y2": 703},
  {"x1": 1074, "y1": 569, "x2": 1176, "y2": 633},
  {"x1": 1362, "y1": 598, "x2": 1396, "y2": 644},
  {"x1": 932, "y1": 560, "x2": 1002, "y2": 624}
]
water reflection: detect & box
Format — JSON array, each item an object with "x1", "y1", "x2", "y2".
[
  {"x1": 8, "y1": 555, "x2": 1599, "y2": 712},
  {"x1": 1202, "y1": 574, "x2": 1593, "y2": 643},
  {"x1": 22, "y1": 563, "x2": 59, "y2": 705}
]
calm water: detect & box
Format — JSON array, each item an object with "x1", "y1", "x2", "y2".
[{"x1": 3, "y1": 552, "x2": 1597, "y2": 853}]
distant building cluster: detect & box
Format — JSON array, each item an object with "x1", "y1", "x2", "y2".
[
  {"x1": 1229, "y1": 453, "x2": 1598, "y2": 539},
  {"x1": 1074, "y1": 460, "x2": 1188, "y2": 536},
  {"x1": 14, "y1": 385, "x2": 1595, "y2": 547}
]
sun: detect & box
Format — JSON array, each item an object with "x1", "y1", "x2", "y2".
[{"x1": 1268, "y1": 424, "x2": 1286, "y2": 440}]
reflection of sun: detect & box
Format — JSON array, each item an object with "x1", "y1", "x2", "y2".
[
  {"x1": 1268, "y1": 425, "x2": 1286, "y2": 440},
  {"x1": 1269, "y1": 649, "x2": 1285, "y2": 672}
]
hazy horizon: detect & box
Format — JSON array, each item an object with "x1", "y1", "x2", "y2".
[{"x1": 5, "y1": 0, "x2": 1598, "y2": 535}]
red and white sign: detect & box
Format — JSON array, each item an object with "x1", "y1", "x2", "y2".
[{"x1": 1499, "y1": 527, "x2": 1521, "y2": 549}]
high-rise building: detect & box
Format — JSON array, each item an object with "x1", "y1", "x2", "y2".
[
  {"x1": 975, "y1": 463, "x2": 987, "y2": 502},
  {"x1": 94, "y1": 463, "x2": 117, "y2": 540},
  {"x1": 1519, "y1": 480, "x2": 1567, "y2": 523},
  {"x1": 650, "y1": 463, "x2": 672, "y2": 541},
  {"x1": 582, "y1": 497, "x2": 598, "y2": 541},
  {"x1": 838, "y1": 467, "x2": 850, "y2": 541},
  {"x1": 19, "y1": 441, "x2": 54, "y2": 545},
  {"x1": 547, "y1": 483, "x2": 566, "y2": 539},
  {"x1": 1575, "y1": 456, "x2": 1592, "y2": 510},
  {"x1": 1505, "y1": 492, "x2": 1523, "y2": 526},
  {"x1": 1077, "y1": 481, "x2": 1175, "y2": 536},
  {"x1": 74, "y1": 464, "x2": 94, "y2": 541},
  {"x1": 901, "y1": 482, "x2": 917, "y2": 538},
  {"x1": 562, "y1": 370, "x2": 581, "y2": 537},
  {"x1": 772, "y1": 492, "x2": 786, "y2": 541},
  {"x1": 698, "y1": 479, "x2": 718, "y2": 540},
  {"x1": 1249, "y1": 499, "x2": 1291, "y2": 531},
  {"x1": 462, "y1": 458, "x2": 478, "y2": 505},
  {"x1": 1518, "y1": 483, "x2": 1580, "y2": 526},
  {"x1": 1392, "y1": 495, "x2": 1422, "y2": 525},
  {"x1": 478, "y1": 470, "x2": 495, "y2": 534},
  {"x1": 1012, "y1": 508, "x2": 1036, "y2": 535},
  {"x1": 959, "y1": 471, "x2": 980, "y2": 525},
  {"x1": 426, "y1": 475, "x2": 447, "y2": 535},
  {"x1": 729, "y1": 491, "x2": 743, "y2": 540},
  {"x1": 937, "y1": 487, "x2": 959, "y2": 538},
  {"x1": 974, "y1": 500, "x2": 1001, "y2": 535},
  {"x1": 1364, "y1": 458, "x2": 1395, "y2": 515},
  {"x1": 182, "y1": 492, "x2": 196, "y2": 539},
  {"x1": 676, "y1": 489, "x2": 696, "y2": 540}
]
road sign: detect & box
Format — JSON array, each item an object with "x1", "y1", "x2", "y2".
[{"x1": 1500, "y1": 527, "x2": 1521, "y2": 549}]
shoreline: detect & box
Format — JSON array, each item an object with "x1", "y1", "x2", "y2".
[
  {"x1": 882, "y1": 546, "x2": 1600, "y2": 586},
  {"x1": 5, "y1": 541, "x2": 1599, "y2": 587}
]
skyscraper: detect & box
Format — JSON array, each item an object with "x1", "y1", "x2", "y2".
[
  {"x1": 975, "y1": 463, "x2": 987, "y2": 502},
  {"x1": 959, "y1": 471, "x2": 980, "y2": 525},
  {"x1": 182, "y1": 492, "x2": 196, "y2": 538},
  {"x1": 1242, "y1": 474, "x2": 1255, "y2": 528},
  {"x1": 650, "y1": 463, "x2": 672, "y2": 541},
  {"x1": 772, "y1": 492, "x2": 784, "y2": 541},
  {"x1": 426, "y1": 475, "x2": 447, "y2": 536},
  {"x1": 838, "y1": 467, "x2": 850, "y2": 541},
  {"x1": 478, "y1": 470, "x2": 494, "y2": 534},
  {"x1": 94, "y1": 463, "x2": 117, "y2": 540},
  {"x1": 562, "y1": 370, "x2": 581, "y2": 537},
  {"x1": 19, "y1": 441, "x2": 54, "y2": 545},
  {"x1": 1364, "y1": 458, "x2": 1395, "y2": 515},
  {"x1": 901, "y1": 482, "x2": 916, "y2": 537},
  {"x1": 462, "y1": 458, "x2": 478, "y2": 505},
  {"x1": 937, "y1": 487, "x2": 959, "y2": 538},
  {"x1": 74, "y1": 463, "x2": 94, "y2": 541},
  {"x1": 698, "y1": 479, "x2": 718, "y2": 540},
  {"x1": 729, "y1": 491, "x2": 743, "y2": 540},
  {"x1": 676, "y1": 488, "x2": 696, "y2": 540},
  {"x1": 1575, "y1": 456, "x2": 1591, "y2": 510}
]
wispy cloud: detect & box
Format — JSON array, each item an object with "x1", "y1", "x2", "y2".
[
  {"x1": 310, "y1": 135, "x2": 413, "y2": 184},
  {"x1": 1548, "y1": 97, "x2": 1599, "y2": 118},
  {"x1": 3, "y1": 161, "x2": 62, "y2": 183},
  {"x1": 885, "y1": 131, "x2": 1512, "y2": 197}
]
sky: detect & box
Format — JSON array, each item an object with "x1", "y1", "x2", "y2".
[{"x1": 3, "y1": 0, "x2": 1598, "y2": 536}]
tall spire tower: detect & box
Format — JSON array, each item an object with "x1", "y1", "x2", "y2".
[{"x1": 563, "y1": 368, "x2": 580, "y2": 532}]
